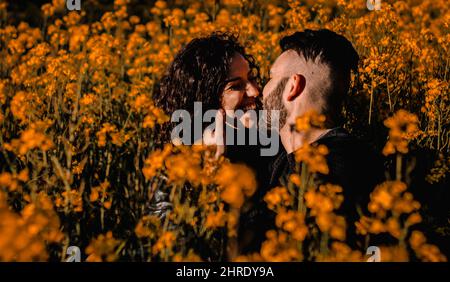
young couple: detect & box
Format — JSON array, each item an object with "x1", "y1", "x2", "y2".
[{"x1": 149, "y1": 29, "x2": 384, "y2": 260}]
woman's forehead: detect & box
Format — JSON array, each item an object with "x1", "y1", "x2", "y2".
[{"x1": 228, "y1": 53, "x2": 250, "y2": 77}]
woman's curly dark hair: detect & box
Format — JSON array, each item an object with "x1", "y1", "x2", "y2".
[{"x1": 153, "y1": 32, "x2": 260, "y2": 144}]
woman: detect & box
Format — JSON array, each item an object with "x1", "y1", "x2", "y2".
[
  {"x1": 149, "y1": 32, "x2": 269, "y2": 261},
  {"x1": 154, "y1": 32, "x2": 260, "y2": 146}
]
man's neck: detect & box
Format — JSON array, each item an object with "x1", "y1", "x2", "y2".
[{"x1": 280, "y1": 126, "x2": 332, "y2": 154}]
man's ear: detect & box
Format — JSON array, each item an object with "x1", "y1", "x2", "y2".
[{"x1": 287, "y1": 74, "x2": 306, "y2": 102}]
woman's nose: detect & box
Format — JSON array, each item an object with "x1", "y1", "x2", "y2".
[{"x1": 246, "y1": 82, "x2": 260, "y2": 97}]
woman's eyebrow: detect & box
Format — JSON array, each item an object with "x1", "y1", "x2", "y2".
[{"x1": 224, "y1": 77, "x2": 242, "y2": 83}]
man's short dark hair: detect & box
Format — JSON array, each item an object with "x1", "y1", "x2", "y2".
[{"x1": 280, "y1": 29, "x2": 359, "y2": 126}]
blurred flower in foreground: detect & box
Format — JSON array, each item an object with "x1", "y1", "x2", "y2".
[
  {"x1": 382, "y1": 110, "x2": 420, "y2": 156},
  {"x1": 215, "y1": 163, "x2": 257, "y2": 209},
  {"x1": 85, "y1": 231, "x2": 122, "y2": 262},
  {"x1": 0, "y1": 191, "x2": 64, "y2": 261},
  {"x1": 294, "y1": 144, "x2": 329, "y2": 175}
]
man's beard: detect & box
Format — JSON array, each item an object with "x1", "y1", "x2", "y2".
[{"x1": 263, "y1": 77, "x2": 289, "y2": 130}]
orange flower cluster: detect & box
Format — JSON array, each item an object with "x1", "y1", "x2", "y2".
[
  {"x1": 164, "y1": 149, "x2": 203, "y2": 187},
  {"x1": 368, "y1": 181, "x2": 420, "y2": 218},
  {"x1": 173, "y1": 250, "x2": 202, "y2": 262},
  {"x1": 260, "y1": 230, "x2": 302, "y2": 262},
  {"x1": 0, "y1": 169, "x2": 28, "y2": 192},
  {"x1": 152, "y1": 231, "x2": 177, "y2": 257},
  {"x1": 293, "y1": 111, "x2": 329, "y2": 175},
  {"x1": 135, "y1": 215, "x2": 160, "y2": 239},
  {"x1": 316, "y1": 242, "x2": 364, "y2": 262},
  {"x1": 96, "y1": 123, "x2": 131, "y2": 147},
  {"x1": 356, "y1": 181, "x2": 421, "y2": 238},
  {"x1": 204, "y1": 203, "x2": 227, "y2": 229},
  {"x1": 409, "y1": 231, "x2": 447, "y2": 262},
  {"x1": 275, "y1": 210, "x2": 308, "y2": 241},
  {"x1": 264, "y1": 186, "x2": 293, "y2": 211},
  {"x1": 305, "y1": 184, "x2": 346, "y2": 241},
  {"x1": 356, "y1": 180, "x2": 446, "y2": 261},
  {"x1": 143, "y1": 145, "x2": 220, "y2": 187},
  {"x1": 215, "y1": 163, "x2": 257, "y2": 209},
  {"x1": 55, "y1": 189, "x2": 83, "y2": 213},
  {"x1": 294, "y1": 144, "x2": 329, "y2": 175},
  {"x1": 142, "y1": 144, "x2": 173, "y2": 180},
  {"x1": 85, "y1": 231, "x2": 122, "y2": 262},
  {"x1": 4, "y1": 128, "x2": 54, "y2": 156},
  {"x1": 90, "y1": 181, "x2": 112, "y2": 209},
  {"x1": 0, "y1": 191, "x2": 64, "y2": 261},
  {"x1": 0, "y1": 0, "x2": 448, "y2": 262},
  {"x1": 382, "y1": 110, "x2": 420, "y2": 156},
  {"x1": 295, "y1": 111, "x2": 326, "y2": 132}
]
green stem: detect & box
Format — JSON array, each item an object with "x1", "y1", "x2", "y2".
[
  {"x1": 320, "y1": 232, "x2": 329, "y2": 257},
  {"x1": 396, "y1": 154, "x2": 402, "y2": 181},
  {"x1": 298, "y1": 163, "x2": 307, "y2": 213},
  {"x1": 369, "y1": 85, "x2": 374, "y2": 125}
]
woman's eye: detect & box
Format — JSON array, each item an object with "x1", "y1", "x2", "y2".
[{"x1": 229, "y1": 84, "x2": 244, "y2": 91}]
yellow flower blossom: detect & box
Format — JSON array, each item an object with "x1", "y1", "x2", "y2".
[
  {"x1": 0, "y1": 191, "x2": 64, "y2": 261},
  {"x1": 275, "y1": 210, "x2": 308, "y2": 241},
  {"x1": 264, "y1": 186, "x2": 293, "y2": 211},
  {"x1": 260, "y1": 230, "x2": 301, "y2": 262},
  {"x1": 4, "y1": 128, "x2": 54, "y2": 155},
  {"x1": 152, "y1": 231, "x2": 176, "y2": 256},
  {"x1": 383, "y1": 110, "x2": 420, "y2": 155},
  {"x1": 142, "y1": 144, "x2": 173, "y2": 180},
  {"x1": 294, "y1": 144, "x2": 329, "y2": 174},
  {"x1": 0, "y1": 0, "x2": 448, "y2": 263},
  {"x1": 215, "y1": 163, "x2": 257, "y2": 209},
  {"x1": 295, "y1": 111, "x2": 326, "y2": 132},
  {"x1": 85, "y1": 231, "x2": 121, "y2": 262}
]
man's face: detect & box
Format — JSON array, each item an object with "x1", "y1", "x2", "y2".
[{"x1": 262, "y1": 51, "x2": 298, "y2": 130}]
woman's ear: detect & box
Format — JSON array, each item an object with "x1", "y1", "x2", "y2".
[{"x1": 287, "y1": 74, "x2": 306, "y2": 102}]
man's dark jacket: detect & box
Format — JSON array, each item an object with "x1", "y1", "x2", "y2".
[{"x1": 238, "y1": 127, "x2": 385, "y2": 253}]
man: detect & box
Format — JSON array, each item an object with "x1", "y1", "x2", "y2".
[{"x1": 240, "y1": 29, "x2": 384, "y2": 253}]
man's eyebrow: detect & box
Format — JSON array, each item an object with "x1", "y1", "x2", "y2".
[{"x1": 224, "y1": 77, "x2": 242, "y2": 83}]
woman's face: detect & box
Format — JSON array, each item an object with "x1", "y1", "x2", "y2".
[{"x1": 221, "y1": 53, "x2": 260, "y2": 112}]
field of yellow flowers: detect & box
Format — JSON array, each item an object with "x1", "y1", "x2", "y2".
[{"x1": 0, "y1": 0, "x2": 449, "y2": 262}]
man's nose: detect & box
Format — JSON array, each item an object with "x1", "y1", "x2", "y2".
[{"x1": 246, "y1": 82, "x2": 260, "y2": 98}]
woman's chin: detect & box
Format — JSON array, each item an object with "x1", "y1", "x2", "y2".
[{"x1": 239, "y1": 111, "x2": 257, "y2": 128}]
